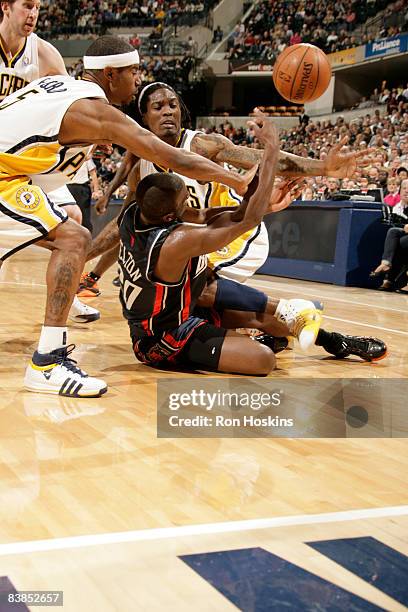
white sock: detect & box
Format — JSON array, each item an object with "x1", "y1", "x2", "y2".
[
  {"x1": 37, "y1": 326, "x2": 68, "y2": 354},
  {"x1": 275, "y1": 299, "x2": 287, "y2": 319}
]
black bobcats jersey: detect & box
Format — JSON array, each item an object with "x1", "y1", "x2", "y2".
[{"x1": 118, "y1": 203, "x2": 208, "y2": 334}]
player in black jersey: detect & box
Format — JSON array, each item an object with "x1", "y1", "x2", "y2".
[{"x1": 119, "y1": 113, "x2": 281, "y2": 374}]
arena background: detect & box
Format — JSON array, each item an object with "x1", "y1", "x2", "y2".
[{"x1": 0, "y1": 1, "x2": 407, "y2": 610}]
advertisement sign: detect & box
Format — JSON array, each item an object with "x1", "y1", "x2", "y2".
[
  {"x1": 365, "y1": 34, "x2": 408, "y2": 58},
  {"x1": 230, "y1": 58, "x2": 274, "y2": 73},
  {"x1": 328, "y1": 47, "x2": 357, "y2": 68}
]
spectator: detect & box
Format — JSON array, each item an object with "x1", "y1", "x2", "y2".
[
  {"x1": 301, "y1": 186, "x2": 315, "y2": 200},
  {"x1": 324, "y1": 178, "x2": 340, "y2": 199},
  {"x1": 384, "y1": 177, "x2": 402, "y2": 207},
  {"x1": 212, "y1": 25, "x2": 223, "y2": 43},
  {"x1": 370, "y1": 179, "x2": 408, "y2": 291},
  {"x1": 397, "y1": 167, "x2": 408, "y2": 181}
]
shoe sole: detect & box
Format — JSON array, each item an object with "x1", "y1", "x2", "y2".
[
  {"x1": 24, "y1": 384, "x2": 108, "y2": 398},
  {"x1": 366, "y1": 349, "x2": 388, "y2": 362},
  {"x1": 68, "y1": 313, "x2": 101, "y2": 324}
]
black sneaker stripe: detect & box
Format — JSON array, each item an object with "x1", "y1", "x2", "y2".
[
  {"x1": 72, "y1": 383, "x2": 83, "y2": 397},
  {"x1": 59, "y1": 377, "x2": 72, "y2": 395},
  {"x1": 66, "y1": 380, "x2": 79, "y2": 396}
]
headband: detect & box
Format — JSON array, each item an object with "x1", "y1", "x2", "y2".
[
  {"x1": 137, "y1": 81, "x2": 175, "y2": 113},
  {"x1": 83, "y1": 50, "x2": 140, "y2": 70}
]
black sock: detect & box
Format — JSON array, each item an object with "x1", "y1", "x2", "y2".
[
  {"x1": 315, "y1": 328, "x2": 333, "y2": 347},
  {"x1": 89, "y1": 271, "x2": 100, "y2": 281}
]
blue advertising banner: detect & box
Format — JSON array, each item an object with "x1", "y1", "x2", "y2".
[{"x1": 365, "y1": 33, "x2": 408, "y2": 58}]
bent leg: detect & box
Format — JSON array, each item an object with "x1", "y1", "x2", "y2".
[
  {"x1": 197, "y1": 278, "x2": 289, "y2": 336},
  {"x1": 217, "y1": 331, "x2": 276, "y2": 374},
  {"x1": 183, "y1": 326, "x2": 276, "y2": 375},
  {"x1": 381, "y1": 227, "x2": 405, "y2": 264},
  {"x1": 221, "y1": 309, "x2": 290, "y2": 337},
  {"x1": 40, "y1": 220, "x2": 91, "y2": 325}
]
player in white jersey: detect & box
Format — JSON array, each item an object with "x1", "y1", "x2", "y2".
[
  {"x1": 0, "y1": 35, "x2": 258, "y2": 397},
  {"x1": 0, "y1": 0, "x2": 79, "y2": 220},
  {"x1": 0, "y1": 0, "x2": 101, "y2": 324}
]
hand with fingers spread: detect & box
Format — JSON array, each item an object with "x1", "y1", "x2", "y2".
[
  {"x1": 268, "y1": 178, "x2": 305, "y2": 213},
  {"x1": 323, "y1": 136, "x2": 375, "y2": 178}
]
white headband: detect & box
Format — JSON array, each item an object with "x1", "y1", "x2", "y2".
[
  {"x1": 83, "y1": 50, "x2": 140, "y2": 70},
  {"x1": 137, "y1": 81, "x2": 174, "y2": 113}
]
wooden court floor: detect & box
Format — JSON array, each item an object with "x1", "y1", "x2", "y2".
[{"x1": 0, "y1": 247, "x2": 407, "y2": 611}]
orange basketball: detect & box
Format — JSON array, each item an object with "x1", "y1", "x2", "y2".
[{"x1": 272, "y1": 43, "x2": 332, "y2": 104}]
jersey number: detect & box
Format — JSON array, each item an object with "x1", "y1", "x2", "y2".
[
  {"x1": 187, "y1": 185, "x2": 201, "y2": 209},
  {"x1": 118, "y1": 268, "x2": 142, "y2": 310}
]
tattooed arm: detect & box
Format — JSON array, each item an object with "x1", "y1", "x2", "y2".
[
  {"x1": 191, "y1": 133, "x2": 320, "y2": 176},
  {"x1": 191, "y1": 133, "x2": 370, "y2": 179}
]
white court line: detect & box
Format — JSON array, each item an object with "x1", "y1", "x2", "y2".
[
  {"x1": 323, "y1": 315, "x2": 408, "y2": 336},
  {"x1": 0, "y1": 280, "x2": 46, "y2": 287},
  {"x1": 0, "y1": 505, "x2": 407, "y2": 557},
  {"x1": 250, "y1": 279, "x2": 408, "y2": 315}
]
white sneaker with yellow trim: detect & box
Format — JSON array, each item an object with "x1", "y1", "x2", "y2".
[
  {"x1": 275, "y1": 299, "x2": 323, "y2": 350},
  {"x1": 24, "y1": 344, "x2": 107, "y2": 398}
]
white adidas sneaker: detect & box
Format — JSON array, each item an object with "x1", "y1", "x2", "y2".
[
  {"x1": 24, "y1": 344, "x2": 107, "y2": 398},
  {"x1": 68, "y1": 296, "x2": 100, "y2": 324},
  {"x1": 275, "y1": 299, "x2": 323, "y2": 350}
]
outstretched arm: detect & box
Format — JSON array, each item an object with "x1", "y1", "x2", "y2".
[
  {"x1": 59, "y1": 100, "x2": 255, "y2": 196},
  {"x1": 95, "y1": 150, "x2": 138, "y2": 215},
  {"x1": 192, "y1": 133, "x2": 372, "y2": 178},
  {"x1": 181, "y1": 176, "x2": 305, "y2": 224}
]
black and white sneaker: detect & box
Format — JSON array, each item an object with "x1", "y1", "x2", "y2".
[
  {"x1": 68, "y1": 296, "x2": 100, "y2": 324},
  {"x1": 24, "y1": 344, "x2": 107, "y2": 397},
  {"x1": 324, "y1": 333, "x2": 387, "y2": 362}
]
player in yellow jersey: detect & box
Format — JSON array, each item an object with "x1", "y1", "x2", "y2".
[
  {"x1": 0, "y1": 36, "x2": 258, "y2": 397},
  {"x1": 0, "y1": 0, "x2": 102, "y2": 323}
]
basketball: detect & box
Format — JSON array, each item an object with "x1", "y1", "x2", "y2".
[{"x1": 272, "y1": 43, "x2": 332, "y2": 104}]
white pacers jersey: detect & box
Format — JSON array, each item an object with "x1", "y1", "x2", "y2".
[
  {"x1": 139, "y1": 128, "x2": 269, "y2": 282},
  {"x1": 0, "y1": 33, "x2": 40, "y2": 102},
  {"x1": 0, "y1": 75, "x2": 106, "y2": 194},
  {"x1": 0, "y1": 35, "x2": 77, "y2": 206}
]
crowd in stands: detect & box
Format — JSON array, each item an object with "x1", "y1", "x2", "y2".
[
  {"x1": 197, "y1": 83, "x2": 408, "y2": 203},
  {"x1": 226, "y1": 0, "x2": 408, "y2": 61},
  {"x1": 37, "y1": 0, "x2": 218, "y2": 39}
]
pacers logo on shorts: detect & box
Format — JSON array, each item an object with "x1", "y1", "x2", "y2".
[
  {"x1": 15, "y1": 187, "x2": 41, "y2": 213},
  {"x1": 216, "y1": 246, "x2": 231, "y2": 259}
]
